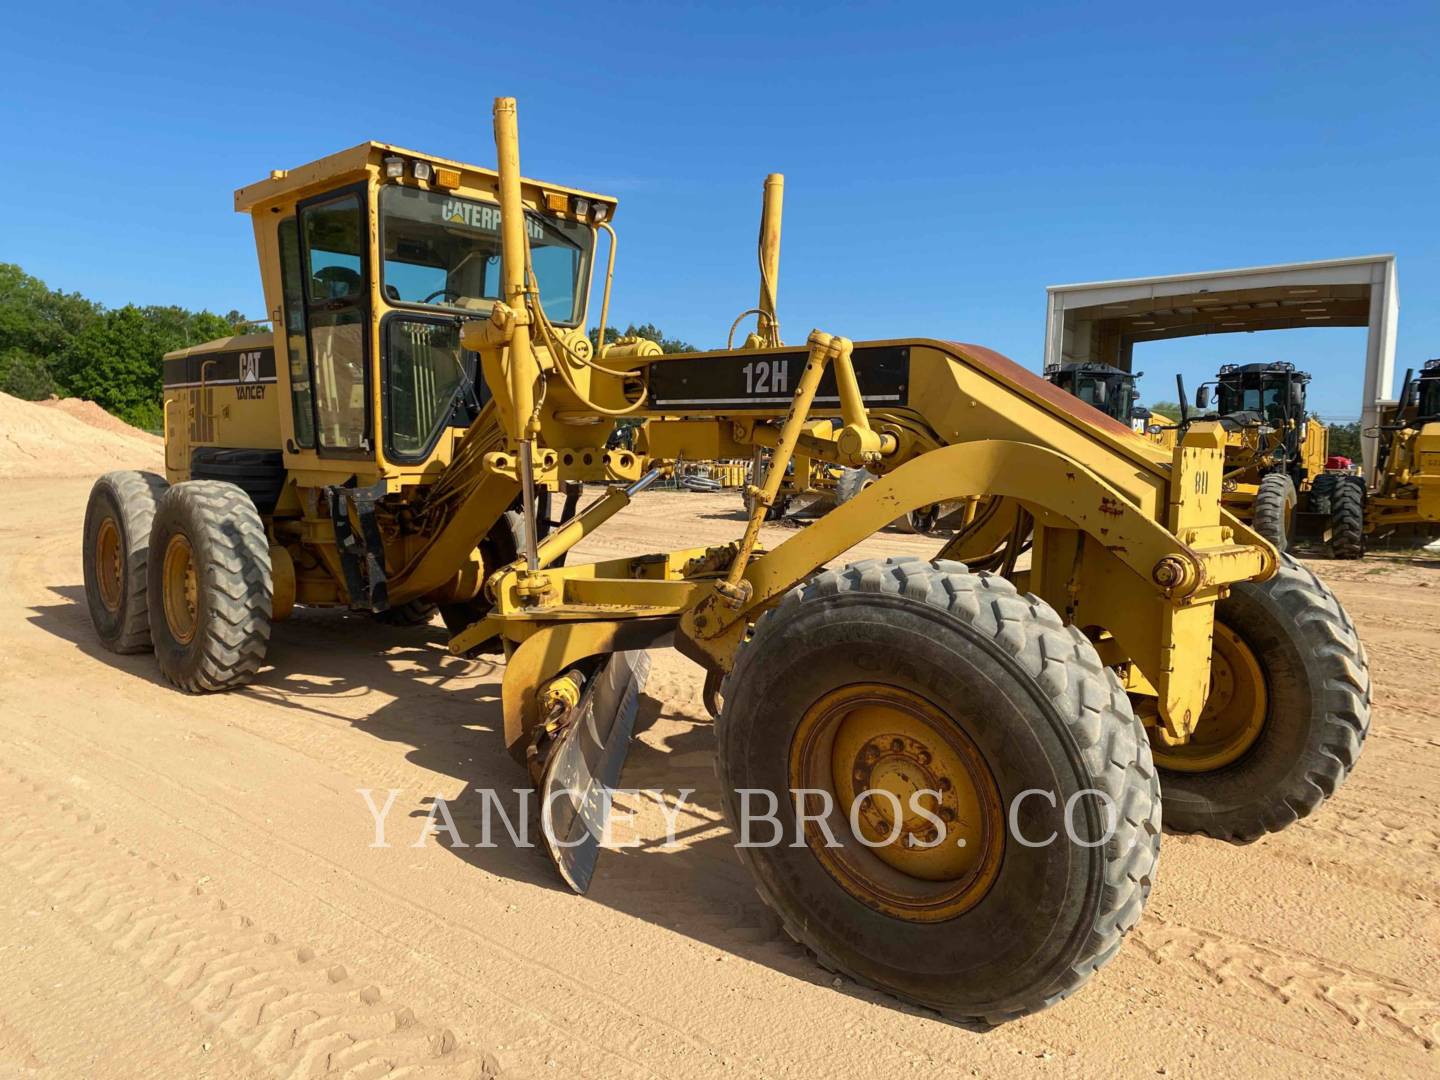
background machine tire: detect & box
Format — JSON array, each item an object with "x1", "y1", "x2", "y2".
[
  {"x1": 147, "y1": 480, "x2": 273, "y2": 692},
  {"x1": 1148, "y1": 556, "x2": 1370, "y2": 842},
  {"x1": 1251, "y1": 473, "x2": 1296, "y2": 552},
  {"x1": 717, "y1": 556, "x2": 1160, "y2": 1023},
  {"x1": 1329, "y1": 476, "x2": 1366, "y2": 560},
  {"x1": 835, "y1": 467, "x2": 928, "y2": 532},
  {"x1": 83, "y1": 470, "x2": 170, "y2": 654},
  {"x1": 1305, "y1": 472, "x2": 1338, "y2": 516}
]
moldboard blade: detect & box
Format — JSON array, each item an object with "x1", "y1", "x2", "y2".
[{"x1": 539, "y1": 650, "x2": 652, "y2": 893}]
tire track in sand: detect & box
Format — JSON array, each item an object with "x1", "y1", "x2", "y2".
[
  {"x1": 1133, "y1": 916, "x2": 1439, "y2": 1055},
  {"x1": 0, "y1": 761, "x2": 501, "y2": 1080}
]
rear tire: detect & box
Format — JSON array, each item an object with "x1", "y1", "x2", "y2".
[
  {"x1": 374, "y1": 600, "x2": 437, "y2": 626},
  {"x1": 1329, "y1": 476, "x2": 1366, "y2": 559},
  {"x1": 1306, "y1": 472, "x2": 1338, "y2": 516},
  {"x1": 1251, "y1": 473, "x2": 1296, "y2": 552},
  {"x1": 718, "y1": 556, "x2": 1160, "y2": 1023},
  {"x1": 834, "y1": 467, "x2": 874, "y2": 505},
  {"x1": 835, "y1": 467, "x2": 918, "y2": 532},
  {"x1": 147, "y1": 481, "x2": 272, "y2": 692},
  {"x1": 83, "y1": 470, "x2": 169, "y2": 653},
  {"x1": 1149, "y1": 556, "x2": 1370, "y2": 841},
  {"x1": 744, "y1": 489, "x2": 790, "y2": 521}
]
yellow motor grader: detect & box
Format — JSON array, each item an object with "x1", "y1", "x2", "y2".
[
  {"x1": 1158, "y1": 362, "x2": 1329, "y2": 553},
  {"x1": 81, "y1": 99, "x2": 1370, "y2": 1024},
  {"x1": 1364, "y1": 358, "x2": 1440, "y2": 550}
]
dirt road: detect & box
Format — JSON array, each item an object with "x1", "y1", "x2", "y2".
[{"x1": 1, "y1": 469, "x2": 1436, "y2": 1078}]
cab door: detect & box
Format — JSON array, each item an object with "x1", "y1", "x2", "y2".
[{"x1": 296, "y1": 185, "x2": 372, "y2": 456}]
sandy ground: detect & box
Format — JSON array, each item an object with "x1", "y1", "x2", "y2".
[{"x1": 0, "y1": 456, "x2": 1437, "y2": 1078}]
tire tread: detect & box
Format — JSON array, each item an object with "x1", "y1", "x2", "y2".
[
  {"x1": 719, "y1": 556, "x2": 1161, "y2": 1024},
  {"x1": 149, "y1": 481, "x2": 271, "y2": 693}
]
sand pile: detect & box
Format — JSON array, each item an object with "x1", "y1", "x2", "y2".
[
  {"x1": 38, "y1": 396, "x2": 163, "y2": 445},
  {"x1": 0, "y1": 391, "x2": 162, "y2": 478}
]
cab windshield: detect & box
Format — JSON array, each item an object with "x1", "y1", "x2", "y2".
[
  {"x1": 1072, "y1": 374, "x2": 1131, "y2": 422},
  {"x1": 1219, "y1": 379, "x2": 1286, "y2": 421},
  {"x1": 379, "y1": 185, "x2": 591, "y2": 325}
]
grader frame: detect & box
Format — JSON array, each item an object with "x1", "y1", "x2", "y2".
[{"x1": 202, "y1": 98, "x2": 1275, "y2": 758}]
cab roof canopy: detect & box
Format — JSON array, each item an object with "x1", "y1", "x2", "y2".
[
  {"x1": 233, "y1": 140, "x2": 617, "y2": 216},
  {"x1": 1043, "y1": 254, "x2": 1399, "y2": 478}
]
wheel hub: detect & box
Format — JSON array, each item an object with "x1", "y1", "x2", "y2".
[
  {"x1": 1151, "y1": 623, "x2": 1267, "y2": 772},
  {"x1": 162, "y1": 534, "x2": 200, "y2": 645},
  {"x1": 790, "y1": 684, "x2": 1004, "y2": 922},
  {"x1": 95, "y1": 516, "x2": 123, "y2": 613}
]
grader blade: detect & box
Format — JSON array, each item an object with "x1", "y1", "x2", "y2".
[{"x1": 538, "y1": 649, "x2": 652, "y2": 893}]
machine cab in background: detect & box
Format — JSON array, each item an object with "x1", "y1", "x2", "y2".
[
  {"x1": 235, "y1": 142, "x2": 615, "y2": 484},
  {"x1": 1046, "y1": 361, "x2": 1146, "y2": 428}
]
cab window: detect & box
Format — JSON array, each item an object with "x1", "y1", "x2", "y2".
[
  {"x1": 277, "y1": 219, "x2": 315, "y2": 449},
  {"x1": 384, "y1": 317, "x2": 475, "y2": 459},
  {"x1": 299, "y1": 191, "x2": 370, "y2": 453},
  {"x1": 379, "y1": 185, "x2": 591, "y2": 325}
]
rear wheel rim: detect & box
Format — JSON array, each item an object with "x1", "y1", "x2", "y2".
[
  {"x1": 1151, "y1": 623, "x2": 1267, "y2": 772},
  {"x1": 162, "y1": 534, "x2": 200, "y2": 645},
  {"x1": 95, "y1": 516, "x2": 123, "y2": 613},
  {"x1": 788, "y1": 684, "x2": 1005, "y2": 922}
]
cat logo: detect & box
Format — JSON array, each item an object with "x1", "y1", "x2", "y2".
[
  {"x1": 238, "y1": 351, "x2": 261, "y2": 383},
  {"x1": 441, "y1": 198, "x2": 543, "y2": 240}
]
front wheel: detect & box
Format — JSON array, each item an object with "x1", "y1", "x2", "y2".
[
  {"x1": 1252, "y1": 473, "x2": 1296, "y2": 552},
  {"x1": 1146, "y1": 556, "x2": 1370, "y2": 841},
  {"x1": 718, "y1": 557, "x2": 1160, "y2": 1023},
  {"x1": 1329, "y1": 476, "x2": 1366, "y2": 559}
]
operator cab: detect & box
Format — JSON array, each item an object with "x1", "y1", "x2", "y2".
[
  {"x1": 1194, "y1": 361, "x2": 1309, "y2": 427},
  {"x1": 1047, "y1": 361, "x2": 1145, "y2": 427},
  {"x1": 235, "y1": 143, "x2": 615, "y2": 474}
]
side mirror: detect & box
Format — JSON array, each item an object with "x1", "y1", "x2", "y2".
[
  {"x1": 1290, "y1": 383, "x2": 1305, "y2": 408},
  {"x1": 1093, "y1": 381, "x2": 1109, "y2": 405},
  {"x1": 1196, "y1": 386, "x2": 1211, "y2": 410}
]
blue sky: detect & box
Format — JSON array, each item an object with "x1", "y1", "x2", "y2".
[{"x1": 2, "y1": 1, "x2": 1435, "y2": 418}]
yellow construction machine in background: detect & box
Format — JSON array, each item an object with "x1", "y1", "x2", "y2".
[{"x1": 1364, "y1": 358, "x2": 1440, "y2": 552}]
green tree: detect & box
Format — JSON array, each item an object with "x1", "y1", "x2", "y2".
[
  {"x1": 0, "y1": 263, "x2": 100, "y2": 398},
  {"x1": 1328, "y1": 422, "x2": 1362, "y2": 460},
  {"x1": 588, "y1": 322, "x2": 697, "y2": 355},
  {"x1": 1148, "y1": 400, "x2": 1183, "y2": 420},
  {"x1": 53, "y1": 306, "x2": 168, "y2": 425},
  {"x1": 0, "y1": 347, "x2": 57, "y2": 399},
  {"x1": 52, "y1": 305, "x2": 248, "y2": 429}
]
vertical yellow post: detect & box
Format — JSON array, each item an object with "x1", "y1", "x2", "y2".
[
  {"x1": 492, "y1": 96, "x2": 537, "y2": 439},
  {"x1": 757, "y1": 174, "x2": 784, "y2": 347},
  {"x1": 721, "y1": 331, "x2": 848, "y2": 600},
  {"x1": 493, "y1": 96, "x2": 542, "y2": 571}
]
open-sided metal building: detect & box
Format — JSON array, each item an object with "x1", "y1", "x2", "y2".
[{"x1": 1044, "y1": 255, "x2": 1399, "y2": 477}]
